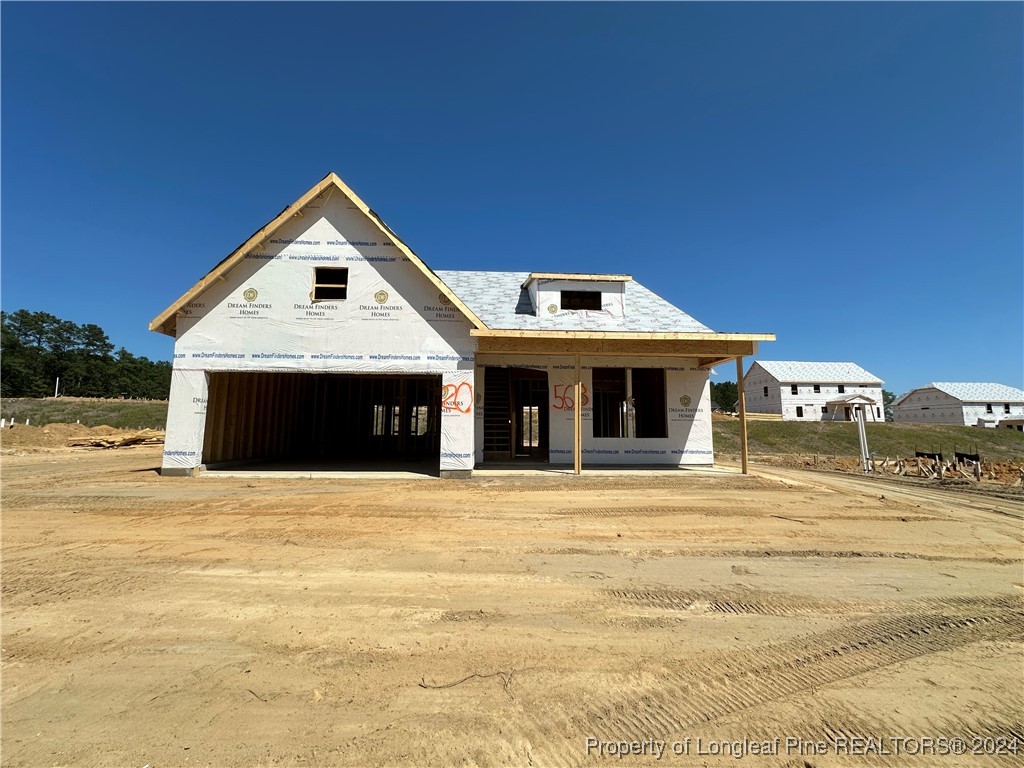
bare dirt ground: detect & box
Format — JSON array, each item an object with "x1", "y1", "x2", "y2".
[{"x1": 2, "y1": 446, "x2": 1022, "y2": 767}]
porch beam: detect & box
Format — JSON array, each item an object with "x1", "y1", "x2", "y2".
[
  {"x1": 736, "y1": 356, "x2": 749, "y2": 475},
  {"x1": 470, "y1": 329, "x2": 774, "y2": 341},
  {"x1": 474, "y1": 338, "x2": 760, "y2": 358},
  {"x1": 574, "y1": 353, "x2": 582, "y2": 475}
]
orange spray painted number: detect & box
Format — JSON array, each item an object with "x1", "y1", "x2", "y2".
[
  {"x1": 552, "y1": 383, "x2": 589, "y2": 410},
  {"x1": 441, "y1": 382, "x2": 473, "y2": 413}
]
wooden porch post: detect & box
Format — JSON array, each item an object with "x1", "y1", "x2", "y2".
[
  {"x1": 573, "y1": 352, "x2": 582, "y2": 475},
  {"x1": 736, "y1": 356, "x2": 749, "y2": 475}
]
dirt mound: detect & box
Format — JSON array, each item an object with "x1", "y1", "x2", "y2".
[
  {"x1": 0, "y1": 423, "x2": 129, "y2": 453},
  {"x1": 988, "y1": 460, "x2": 1024, "y2": 484}
]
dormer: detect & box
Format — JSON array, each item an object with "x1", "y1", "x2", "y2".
[{"x1": 521, "y1": 273, "x2": 631, "y2": 320}]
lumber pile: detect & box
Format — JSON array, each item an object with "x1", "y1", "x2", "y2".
[{"x1": 67, "y1": 430, "x2": 165, "y2": 449}]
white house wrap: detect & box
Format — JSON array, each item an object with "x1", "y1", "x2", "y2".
[{"x1": 151, "y1": 173, "x2": 772, "y2": 476}]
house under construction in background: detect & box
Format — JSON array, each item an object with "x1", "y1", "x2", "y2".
[
  {"x1": 151, "y1": 173, "x2": 774, "y2": 477},
  {"x1": 893, "y1": 382, "x2": 1024, "y2": 428},
  {"x1": 742, "y1": 361, "x2": 885, "y2": 422}
]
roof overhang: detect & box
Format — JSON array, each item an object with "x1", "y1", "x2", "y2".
[
  {"x1": 471, "y1": 329, "x2": 775, "y2": 364},
  {"x1": 521, "y1": 272, "x2": 632, "y2": 289},
  {"x1": 149, "y1": 172, "x2": 487, "y2": 337}
]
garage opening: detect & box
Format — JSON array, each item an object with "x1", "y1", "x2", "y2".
[{"x1": 202, "y1": 372, "x2": 441, "y2": 469}]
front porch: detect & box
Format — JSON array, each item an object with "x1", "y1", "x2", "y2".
[{"x1": 471, "y1": 329, "x2": 773, "y2": 475}]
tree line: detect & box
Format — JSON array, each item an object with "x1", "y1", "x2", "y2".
[
  {"x1": 1, "y1": 310, "x2": 171, "y2": 400},
  {"x1": 710, "y1": 381, "x2": 738, "y2": 411}
]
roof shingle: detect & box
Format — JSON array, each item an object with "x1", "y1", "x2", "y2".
[{"x1": 436, "y1": 271, "x2": 713, "y2": 333}]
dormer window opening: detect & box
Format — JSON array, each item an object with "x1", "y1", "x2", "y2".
[{"x1": 561, "y1": 290, "x2": 601, "y2": 311}]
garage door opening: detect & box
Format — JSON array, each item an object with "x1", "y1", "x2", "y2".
[{"x1": 202, "y1": 372, "x2": 442, "y2": 471}]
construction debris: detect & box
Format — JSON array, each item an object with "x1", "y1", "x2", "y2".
[{"x1": 67, "y1": 430, "x2": 165, "y2": 449}]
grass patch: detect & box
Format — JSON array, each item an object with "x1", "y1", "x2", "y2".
[
  {"x1": 713, "y1": 418, "x2": 1024, "y2": 462},
  {"x1": 1, "y1": 398, "x2": 169, "y2": 430}
]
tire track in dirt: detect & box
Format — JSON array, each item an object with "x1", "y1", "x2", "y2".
[
  {"x1": 514, "y1": 608, "x2": 1024, "y2": 767},
  {"x1": 687, "y1": 548, "x2": 1018, "y2": 564},
  {"x1": 555, "y1": 506, "x2": 760, "y2": 518},
  {"x1": 703, "y1": 703, "x2": 1024, "y2": 768},
  {"x1": 555, "y1": 507, "x2": 939, "y2": 522},
  {"x1": 1, "y1": 557, "x2": 154, "y2": 606},
  {"x1": 605, "y1": 589, "x2": 1022, "y2": 618},
  {"x1": 520, "y1": 546, "x2": 1017, "y2": 564}
]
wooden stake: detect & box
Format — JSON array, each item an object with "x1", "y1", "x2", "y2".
[{"x1": 735, "y1": 356, "x2": 748, "y2": 475}]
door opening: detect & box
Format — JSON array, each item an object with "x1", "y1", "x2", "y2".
[{"x1": 483, "y1": 366, "x2": 549, "y2": 461}]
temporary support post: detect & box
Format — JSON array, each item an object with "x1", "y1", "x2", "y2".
[
  {"x1": 574, "y1": 352, "x2": 582, "y2": 475},
  {"x1": 855, "y1": 408, "x2": 870, "y2": 472},
  {"x1": 735, "y1": 356, "x2": 748, "y2": 475}
]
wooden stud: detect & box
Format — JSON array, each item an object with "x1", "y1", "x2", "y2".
[
  {"x1": 215, "y1": 373, "x2": 230, "y2": 463},
  {"x1": 278, "y1": 374, "x2": 289, "y2": 458},
  {"x1": 736, "y1": 356, "x2": 749, "y2": 476},
  {"x1": 276, "y1": 374, "x2": 286, "y2": 459},
  {"x1": 221, "y1": 373, "x2": 237, "y2": 462},
  {"x1": 697, "y1": 356, "x2": 734, "y2": 368},
  {"x1": 281, "y1": 375, "x2": 292, "y2": 457},
  {"x1": 256, "y1": 373, "x2": 268, "y2": 459},
  {"x1": 205, "y1": 374, "x2": 218, "y2": 463},
  {"x1": 265, "y1": 374, "x2": 277, "y2": 458},
  {"x1": 235, "y1": 373, "x2": 252, "y2": 460},
  {"x1": 288, "y1": 374, "x2": 299, "y2": 455},
  {"x1": 244, "y1": 373, "x2": 259, "y2": 459},
  {"x1": 201, "y1": 373, "x2": 214, "y2": 462}
]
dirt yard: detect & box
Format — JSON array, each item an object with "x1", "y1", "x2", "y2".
[{"x1": 2, "y1": 446, "x2": 1022, "y2": 767}]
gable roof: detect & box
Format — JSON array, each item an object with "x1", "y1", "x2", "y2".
[
  {"x1": 150, "y1": 172, "x2": 486, "y2": 336},
  {"x1": 826, "y1": 393, "x2": 879, "y2": 405},
  {"x1": 436, "y1": 270, "x2": 713, "y2": 333},
  {"x1": 752, "y1": 361, "x2": 883, "y2": 385},
  {"x1": 894, "y1": 382, "x2": 1024, "y2": 405}
]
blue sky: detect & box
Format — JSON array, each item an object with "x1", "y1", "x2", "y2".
[{"x1": 2, "y1": 2, "x2": 1021, "y2": 395}]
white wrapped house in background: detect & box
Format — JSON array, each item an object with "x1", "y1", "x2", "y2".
[
  {"x1": 892, "y1": 383, "x2": 1024, "y2": 428},
  {"x1": 151, "y1": 173, "x2": 773, "y2": 476},
  {"x1": 742, "y1": 361, "x2": 885, "y2": 422}
]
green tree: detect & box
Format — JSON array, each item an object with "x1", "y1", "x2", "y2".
[
  {"x1": 1, "y1": 310, "x2": 171, "y2": 399},
  {"x1": 1, "y1": 311, "x2": 49, "y2": 396},
  {"x1": 883, "y1": 390, "x2": 896, "y2": 421},
  {"x1": 710, "y1": 381, "x2": 739, "y2": 411}
]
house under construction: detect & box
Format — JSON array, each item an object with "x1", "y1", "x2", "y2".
[{"x1": 151, "y1": 173, "x2": 774, "y2": 476}]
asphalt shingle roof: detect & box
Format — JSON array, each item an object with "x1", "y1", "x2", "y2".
[{"x1": 435, "y1": 271, "x2": 713, "y2": 333}]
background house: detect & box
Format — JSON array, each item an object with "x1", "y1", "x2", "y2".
[
  {"x1": 892, "y1": 383, "x2": 1024, "y2": 429},
  {"x1": 743, "y1": 361, "x2": 884, "y2": 422}
]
